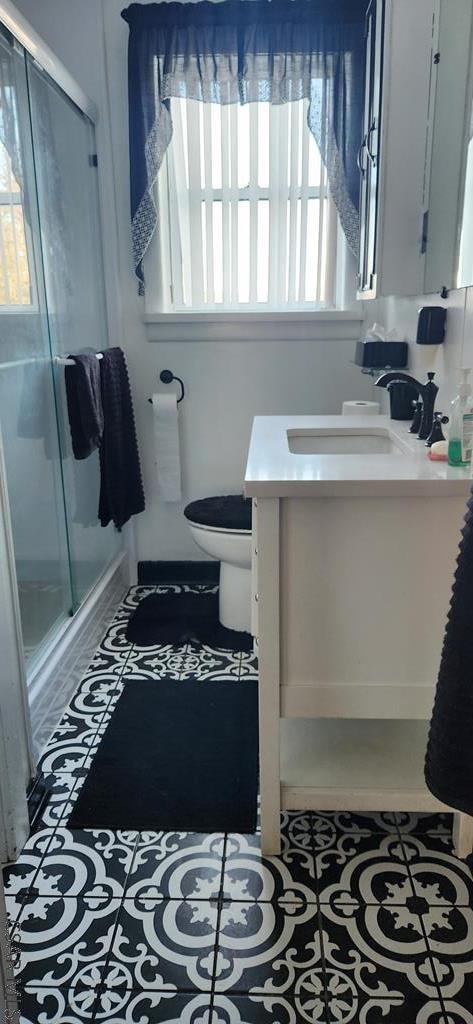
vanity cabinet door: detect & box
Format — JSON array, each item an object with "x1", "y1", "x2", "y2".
[{"x1": 358, "y1": 0, "x2": 385, "y2": 296}]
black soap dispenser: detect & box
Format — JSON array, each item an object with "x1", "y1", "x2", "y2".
[
  {"x1": 387, "y1": 381, "x2": 419, "y2": 420},
  {"x1": 416, "y1": 306, "x2": 447, "y2": 345}
]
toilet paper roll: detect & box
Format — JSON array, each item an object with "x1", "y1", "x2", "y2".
[
  {"x1": 152, "y1": 393, "x2": 182, "y2": 502},
  {"x1": 342, "y1": 400, "x2": 380, "y2": 416}
]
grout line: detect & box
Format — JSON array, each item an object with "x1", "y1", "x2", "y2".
[
  {"x1": 94, "y1": 833, "x2": 141, "y2": 1004},
  {"x1": 309, "y1": 812, "x2": 332, "y2": 1024},
  {"x1": 210, "y1": 882, "x2": 225, "y2": 1003},
  {"x1": 396, "y1": 824, "x2": 448, "y2": 1011},
  {"x1": 122, "y1": 833, "x2": 144, "y2": 896},
  {"x1": 206, "y1": 832, "x2": 230, "y2": 1013},
  {"x1": 54, "y1": 774, "x2": 82, "y2": 829},
  {"x1": 394, "y1": 824, "x2": 425, "y2": 900},
  {"x1": 219, "y1": 834, "x2": 229, "y2": 898},
  {"x1": 415, "y1": 912, "x2": 448, "y2": 1019}
]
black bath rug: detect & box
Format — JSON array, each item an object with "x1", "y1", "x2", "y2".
[
  {"x1": 68, "y1": 679, "x2": 258, "y2": 832},
  {"x1": 125, "y1": 589, "x2": 252, "y2": 652}
]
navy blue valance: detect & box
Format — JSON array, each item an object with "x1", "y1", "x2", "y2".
[{"x1": 121, "y1": 0, "x2": 367, "y2": 294}]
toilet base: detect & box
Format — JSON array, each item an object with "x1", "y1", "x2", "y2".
[{"x1": 219, "y1": 561, "x2": 251, "y2": 633}]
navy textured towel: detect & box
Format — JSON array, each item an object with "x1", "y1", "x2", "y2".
[
  {"x1": 98, "y1": 347, "x2": 145, "y2": 530},
  {"x1": 425, "y1": 487, "x2": 473, "y2": 815},
  {"x1": 65, "y1": 351, "x2": 104, "y2": 460}
]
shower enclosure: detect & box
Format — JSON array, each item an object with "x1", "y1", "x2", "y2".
[{"x1": 0, "y1": 22, "x2": 121, "y2": 671}]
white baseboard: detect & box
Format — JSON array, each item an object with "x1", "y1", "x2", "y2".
[{"x1": 28, "y1": 551, "x2": 129, "y2": 761}]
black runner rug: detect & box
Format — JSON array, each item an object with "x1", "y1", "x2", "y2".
[
  {"x1": 125, "y1": 590, "x2": 252, "y2": 652},
  {"x1": 68, "y1": 678, "x2": 258, "y2": 833}
]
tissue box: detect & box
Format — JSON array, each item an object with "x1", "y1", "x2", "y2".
[{"x1": 355, "y1": 340, "x2": 408, "y2": 369}]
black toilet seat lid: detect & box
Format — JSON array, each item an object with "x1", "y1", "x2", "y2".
[{"x1": 184, "y1": 494, "x2": 252, "y2": 532}]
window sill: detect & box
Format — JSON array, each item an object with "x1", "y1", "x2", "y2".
[{"x1": 144, "y1": 310, "x2": 363, "y2": 343}]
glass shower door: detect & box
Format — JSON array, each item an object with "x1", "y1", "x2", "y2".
[
  {"x1": 0, "y1": 32, "x2": 72, "y2": 661},
  {"x1": 26, "y1": 59, "x2": 120, "y2": 608}
]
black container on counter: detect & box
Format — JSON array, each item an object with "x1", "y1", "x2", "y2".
[
  {"x1": 387, "y1": 381, "x2": 419, "y2": 420},
  {"x1": 355, "y1": 339, "x2": 409, "y2": 370}
]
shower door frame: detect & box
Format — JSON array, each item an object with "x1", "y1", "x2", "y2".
[
  {"x1": 0, "y1": 7, "x2": 99, "y2": 666},
  {"x1": 0, "y1": 421, "x2": 34, "y2": 861},
  {"x1": 0, "y1": 0, "x2": 128, "y2": 658},
  {"x1": 0, "y1": 0, "x2": 97, "y2": 121},
  {"x1": 0, "y1": 1, "x2": 129, "y2": 769},
  {"x1": 0, "y1": 0, "x2": 135, "y2": 583}
]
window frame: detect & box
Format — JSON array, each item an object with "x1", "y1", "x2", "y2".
[
  {"x1": 0, "y1": 173, "x2": 37, "y2": 315},
  {"x1": 144, "y1": 98, "x2": 353, "y2": 318}
]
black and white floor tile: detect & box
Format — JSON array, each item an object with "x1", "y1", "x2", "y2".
[
  {"x1": 222, "y1": 815, "x2": 316, "y2": 905},
  {"x1": 3, "y1": 830, "x2": 56, "y2": 917},
  {"x1": 30, "y1": 828, "x2": 138, "y2": 899},
  {"x1": 3, "y1": 584, "x2": 473, "y2": 1023},
  {"x1": 11, "y1": 894, "x2": 121, "y2": 990},
  {"x1": 125, "y1": 831, "x2": 225, "y2": 901}
]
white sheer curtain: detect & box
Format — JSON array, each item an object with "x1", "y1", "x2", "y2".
[{"x1": 162, "y1": 97, "x2": 339, "y2": 311}]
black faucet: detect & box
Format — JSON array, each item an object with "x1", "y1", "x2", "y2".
[{"x1": 374, "y1": 371, "x2": 438, "y2": 441}]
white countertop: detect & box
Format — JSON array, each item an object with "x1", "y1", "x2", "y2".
[{"x1": 244, "y1": 415, "x2": 473, "y2": 497}]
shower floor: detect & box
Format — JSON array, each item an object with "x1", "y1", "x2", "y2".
[{"x1": 3, "y1": 584, "x2": 473, "y2": 1023}]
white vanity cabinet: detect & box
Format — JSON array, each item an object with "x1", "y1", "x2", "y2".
[
  {"x1": 358, "y1": 0, "x2": 436, "y2": 299},
  {"x1": 246, "y1": 415, "x2": 473, "y2": 857}
]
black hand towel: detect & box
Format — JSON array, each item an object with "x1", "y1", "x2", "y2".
[
  {"x1": 425, "y1": 487, "x2": 473, "y2": 814},
  {"x1": 98, "y1": 347, "x2": 145, "y2": 530},
  {"x1": 65, "y1": 352, "x2": 104, "y2": 460}
]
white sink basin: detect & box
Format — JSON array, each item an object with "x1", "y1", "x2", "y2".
[{"x1": 287, "y1": 427, "x2": 405, "y2": 455}]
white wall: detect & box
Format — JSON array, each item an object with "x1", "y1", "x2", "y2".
[
  {"x1": 14, "y1": 0, "x2": 373, "y2": 560},
  {"x1": 364, "y1": 287, "x2": 473, "y2": 417}
]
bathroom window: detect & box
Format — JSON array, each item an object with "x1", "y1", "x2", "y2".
[
  {"x1": 0, "y1": 141, "x2": 33, "y2": 308},
  {"x1": 151, "y1": 99, "x2": 344, "y2": 313}
]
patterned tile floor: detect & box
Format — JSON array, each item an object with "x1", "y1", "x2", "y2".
[{"x1": 3, "y1": 585, "x2": 473, "y2": 1023}]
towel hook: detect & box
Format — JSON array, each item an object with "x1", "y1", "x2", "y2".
[{"x1": 148, "y1": 369, "x2": 185, "y2": 404}]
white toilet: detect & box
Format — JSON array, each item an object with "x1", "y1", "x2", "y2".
[{"x1": 184, "y1": 495, "x2": 252, "y2": 633}]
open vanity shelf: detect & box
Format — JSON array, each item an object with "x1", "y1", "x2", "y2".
[{"x1": 280, "y1": 718, "x2": 447, "y2": 813}]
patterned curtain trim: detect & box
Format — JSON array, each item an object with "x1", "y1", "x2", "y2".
[
  {"x1": 132, "y1": 104, "x2": 172, "y2": 295},
  {"x1": 307, "y1": 98, "x2": 360, "y2": 260}
]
